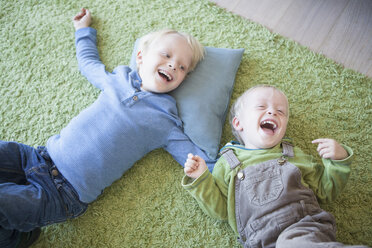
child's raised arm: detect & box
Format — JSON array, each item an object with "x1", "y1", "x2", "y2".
[
  {"x1": 184, "y1": 153, "x2": 208, "y2": 179},
  {"x1": 312, "y1": 138, "x2": 348, "y2": 160},
  {"x1": 73, "y1": 8, "x2": 92, "y2": 31}
]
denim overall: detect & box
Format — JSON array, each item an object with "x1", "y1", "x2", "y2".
[{"x1": 221, "y1": 142, "x2": 361, "y2": 248}]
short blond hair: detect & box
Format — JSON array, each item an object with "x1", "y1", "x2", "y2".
[
  {"x1": 229, "y1": 85, "x2": 288, "y2": 145},
  {"x1": 137, "y1": 29, "x2": 204, "y2": 72}
]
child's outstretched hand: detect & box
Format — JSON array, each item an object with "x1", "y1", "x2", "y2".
[
  {"x1": 73, "y1": 8, "x2": 92, "y2": 31},
  {"x1": 184, "y1": 153, "x2": 208, "y2": 179},
  {"x1": 312, "y1": 138, "x2": 348, "y2": 160}
]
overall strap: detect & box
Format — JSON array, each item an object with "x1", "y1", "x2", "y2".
[
  {"x1": 220, "y1": 149, "x2": 241, "y2": 170},
  {"x1": 282, "y1": 141, "x2": 294, "y2": 158},
  {"x1": 221, "y1": 141, "x2": 294, "y2": 170}
]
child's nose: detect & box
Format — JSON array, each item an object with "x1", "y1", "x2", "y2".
[
  {"x1": 267, "y1": 109, "x2": 277, "y2": 116},
  {"x1": 168, "y1": 64, "x2": 176, "y2": 71}
]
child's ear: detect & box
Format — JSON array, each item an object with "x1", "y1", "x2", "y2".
[
  {"x1": 136, "y1": 51, "x2": 143, "y2": 66},
  {"x1": 232, "y1": 116, "x2": 243, "y2": 131}
]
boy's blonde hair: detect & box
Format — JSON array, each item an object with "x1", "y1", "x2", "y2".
[
  {"x1": 137, "y1": 29, "x2": 204, "y2": 72},
  {"x1": 229, "y1": 85, "x2": 288, "y2": 145}
]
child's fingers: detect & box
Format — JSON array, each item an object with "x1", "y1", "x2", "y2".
[
  {"x1": 73, "y1": 13, "x2": 83, "y2": 21},
  {"x1": 192, "y1": 155, "x2": 203, "y2": 163},
  {"x1": 312, "y1": 138, "x2": 331, "y2": 145},
  {"x1": 193, "y1": 155, "x2": 201, "y2": 160},
  {"x1": 188, "y1": 153, "x2": 200, "y2": 160},
  {"x1": 187, "y1": 153, "x2": 203, "y2": 164},
  {"x1": 184, "y1": 163, "x2": 198, "y2": 175},
  {"x1": 79, "y1": 8, "x2": 87, "y2": 16},
  {"x1": 73, "y1": 8, "x2": 87, "y2": 21},
  {"x1": 184, "y1": 166, "x2": 194, "y2": 174},
  {"x1": 85, "y1": 9, "x2": 91, "y2": 17},
  {"x1": 316, "y1": 143, "x2": 328, "y2": 153},
  {"x1": 312, "y1": 138, "x2": 331, "y2": 152},
  {"x1": 185, "y1": 158, "x2": 198, "y2": 169},
  {"x1": 185, "y1": 153, "x2": 205, "y2": 174},
  {"x1": 185, "y1": 162, "x2": 197, "y2": 170},
  {"x1": 312, "y1": 138, "x2": 343, "y2": 159},
  {"x1": 318, "y1": 147, "x2": 330, "y2": 158}
]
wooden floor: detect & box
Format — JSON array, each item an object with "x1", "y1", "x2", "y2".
[{"x1": 210, "y1": 0, "x2": 372, "y2": 79}]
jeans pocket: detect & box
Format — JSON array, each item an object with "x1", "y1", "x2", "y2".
[
  {"x1": 56, "y1": 180, "x2": 87, "y2": 219},
  {"x1": 26, "y1": 163, "x2": 49, "y2": 176}
]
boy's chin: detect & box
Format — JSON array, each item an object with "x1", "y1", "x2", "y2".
[
  {"x1": 141, "y1": 85, "x2": 165, "y2": 93},
  {"x1": 260, "y1": 138, "x2": 282, "y2": 149},
  {"x1": 150, "y1": 81, "x2": 178, "y2": 93}
]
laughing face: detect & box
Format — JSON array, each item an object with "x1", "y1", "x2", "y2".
[
  {"x1": 232, "y1": 87, "x2": 289, "y2": 149},
  {"x1": 136, "y1": 33, "x2": 193, "y2": 93}
]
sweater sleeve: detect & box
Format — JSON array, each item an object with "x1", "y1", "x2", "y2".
[
  {"x1": 296, "y1": 145, "x2": 353, "y2": 203},
  {"x1": 75, "y1": 27, "x2": 110, "y2": 90},
  {"x1": 164, "y1": 127, "x2": 216, "y2": 172},
  {"x1": 182, "y1": 159, "x2": 229, "y2": 221}
]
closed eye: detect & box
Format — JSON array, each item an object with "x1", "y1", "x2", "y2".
[
  {"x1": 278, "y1": 109, "x2": 287, "y2": 116},
  {"x1": 161, "y1": 52, "x2": 170, "y2": 58}
]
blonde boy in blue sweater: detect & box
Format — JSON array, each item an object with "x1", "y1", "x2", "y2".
[{"x1": 0, "y1": 8, "x2": 214, "y2": 248}]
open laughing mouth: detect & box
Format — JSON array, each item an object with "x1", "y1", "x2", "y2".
[
  {"x1": 260, "y1": 120, "x2": 277, "y2": 134},
  {"x1": 158, "y1": 69, "x2": 173, "y2": 82}
]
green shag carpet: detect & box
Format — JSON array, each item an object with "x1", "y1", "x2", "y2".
[{"x1": 1, "y1": 0, "x2": 371, "y2": 247}]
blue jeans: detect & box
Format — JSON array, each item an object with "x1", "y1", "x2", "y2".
[{"x1": 0, "y1": 141, "x2": 88, "y2": 248}]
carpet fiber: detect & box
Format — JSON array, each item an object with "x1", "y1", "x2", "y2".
[{"x1": 1, "y1": 0, "x2": 371, "y2": 247}]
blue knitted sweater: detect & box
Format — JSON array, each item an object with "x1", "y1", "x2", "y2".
[{"x1": 46, "y1": 27, "x2": 215, "y2": 203}]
